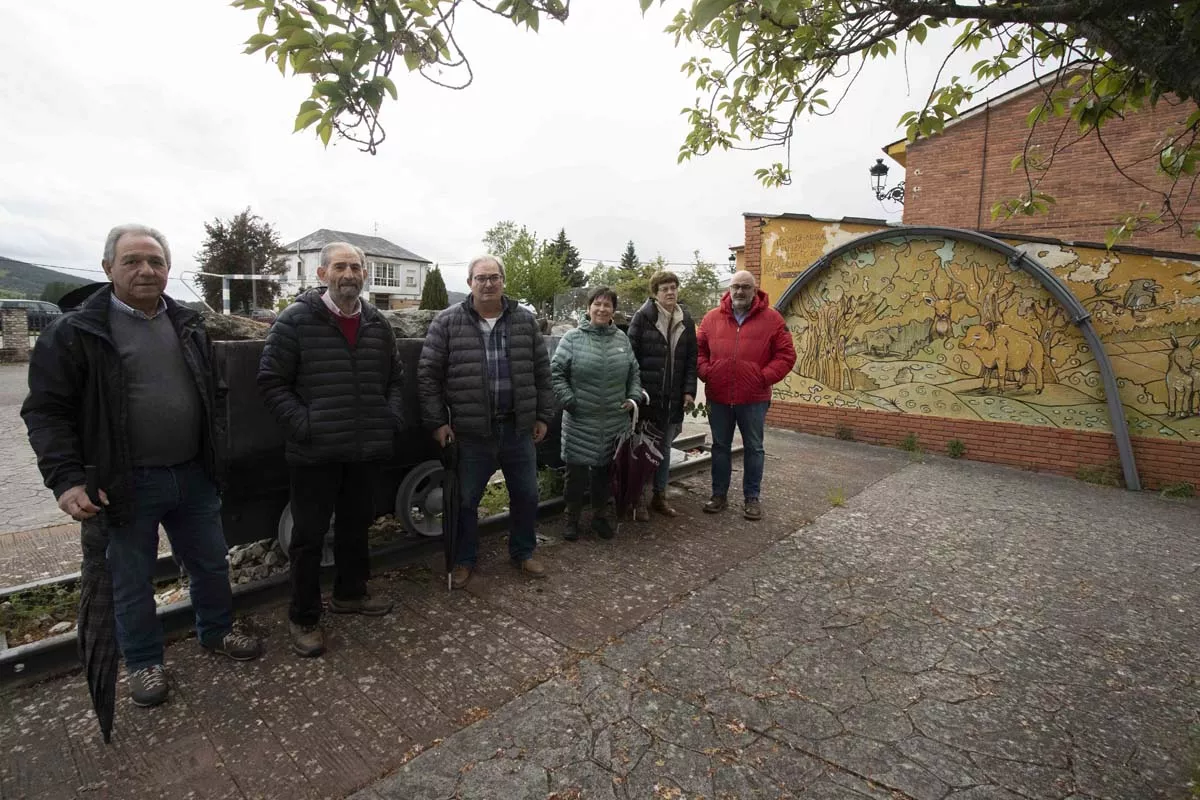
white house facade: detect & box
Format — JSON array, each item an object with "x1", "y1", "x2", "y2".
[{"x1": 280, "y1": 229, "x2": 433, "y2": 309}]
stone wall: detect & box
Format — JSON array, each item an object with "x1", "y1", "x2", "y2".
[{"x1": 0, "y1": 309, "x2": 30, "y2": 363}]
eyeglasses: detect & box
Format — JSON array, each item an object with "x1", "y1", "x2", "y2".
[
  {"x1": 730, "y1": 284, "x2": 755, "y2": 292},
  {"x1": 473, "y1": 274, "x2": 503, "y2": 285}
]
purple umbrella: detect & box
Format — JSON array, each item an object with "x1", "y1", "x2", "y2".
[{"x1": 609, "y1": 406, "x2": 665, "y2": 519}]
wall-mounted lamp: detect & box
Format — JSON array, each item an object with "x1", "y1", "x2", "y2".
[
  {"x1": 728, "y1": 253, "x2": 737, "y2": 271},
  {"x1": 869, "y1": 158, "x2": 905, "y2": 204}
]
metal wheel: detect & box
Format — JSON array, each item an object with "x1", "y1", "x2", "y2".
[
  {"x1": 395, "y1": 460, "x2": 446, "y2": 537},
  {"x1": 277, "y1": 503, "x2": 336, "y2": 567}
]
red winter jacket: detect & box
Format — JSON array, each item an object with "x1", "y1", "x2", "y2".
[{"x1": 697, "y1": 289, "x2": 797, "y2": 406}]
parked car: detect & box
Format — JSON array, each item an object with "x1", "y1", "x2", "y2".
[
  {"x1": 0, "y1": 299, "x2": 63, "y2": 333},
  {"x1": 248, "y1": 307, "x2": 277, "y2": 324}
]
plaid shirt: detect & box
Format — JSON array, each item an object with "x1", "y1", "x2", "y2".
[
  {"x1": 110, "y1": 292, "x2": 168, "y2": 320},
  {"x1": 479, "y1": 315, "x2": 513, "y2": 414}
]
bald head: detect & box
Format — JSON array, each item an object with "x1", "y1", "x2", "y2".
[{"x1": 729, "y1": 270, "x2": 757, "y2": 312}]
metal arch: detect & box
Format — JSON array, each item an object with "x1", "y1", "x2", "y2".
[{"x1": 772, "y1": 225, "x2": 1141, "y2": 491}]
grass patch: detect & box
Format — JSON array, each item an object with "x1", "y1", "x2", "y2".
[
  {"x1": 0, "y1": 583, "x2": 79, "y2": 644},
  {"x1": 1160, "y1": 481, "x2": 1196, "y2": 499},
  {"x1": 827, "y1": 487, "x2": 846, "y2": 507},
  {"x1": 481, "y1": 467, "x2": 565, "y2": 517},
  {"x1": 1075, "y1": 462, "x2": 1123, "y2": 487},
  {"x1": 946, "y1": 439, "x2": 967, "y2": 459},
  {"x1": 898, "y1": 432, "x2": 921, "y2": 452},
  {"x1": 834, "y1": 424, "x2": 855, "y2": 441}
]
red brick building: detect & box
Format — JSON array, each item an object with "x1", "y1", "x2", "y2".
[{"x1": 885, "y1": 72, "x2": 1200, "y2": 255}]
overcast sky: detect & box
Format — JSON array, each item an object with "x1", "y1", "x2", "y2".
[{"x1": 1, "y1": 1, "x2": 1008, "y2": 301}]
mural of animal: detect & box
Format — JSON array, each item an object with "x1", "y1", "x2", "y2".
[
  {"x1": 865, "y1": 329, "x2": 896, "y2": 357},
  {"x1": 1165, "y1": 334, "x2": 1199, "y2": 417},
  {"x1": 1123, "y1": 279, "x2": 1163, "y2": 310},
  {"x1": 923, "y1": 281, "x2": 964, "y2": 340},
  {"x1": 961, "y1": 323, "x2": 1045, "y2": 393}
]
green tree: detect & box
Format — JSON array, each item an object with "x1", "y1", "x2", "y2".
[
  {"x1": 419, "y1": 265, "x2": 450, "y2": 310},
  {"x1": 483, "y1": 221, "x2": 566, "y2": 313},
  {"x1": 546, "y1": 228, "x2": 586, "y2": 288},
  {"x1": 238, "y1": 0, "x2": 1200, "y2": 241},
  {"x1": 619, "y1": 241, "x2": 640, "y2": 276},
  {"x1": 193, "y1": 208, "x2": 286, "y2": 312},
  {"x1": 40, "y1": 281, "x2": 84, "y2": 303},
  {"x1": 678, "y1": 251, "x2": 721, "y2": 315}
]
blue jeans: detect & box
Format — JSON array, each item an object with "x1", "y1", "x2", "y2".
[
  {"x1": 708, "y1": 401, "x2": 769, "y2": 501},
  {"x1": 652, "y1": 422, "x2": 679, "y2": 494},
  {"x1": 455, "y1": 419, "x2": 539, "y2": 567},
  {"x1": 107, "y1": 461, "x2": 233, "y2": 671}
]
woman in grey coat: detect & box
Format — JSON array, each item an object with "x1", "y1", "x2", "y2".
[{"x1": 551, "y1": 286, "x2": 642, "y2": 541}]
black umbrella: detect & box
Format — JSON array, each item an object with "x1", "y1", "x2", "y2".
[
  {"x1": 439, "y1": 441, "x2": 460, "y2": 592},
  {"x1": 78, "y1": 465, "x2": 118, "y2": 743}
]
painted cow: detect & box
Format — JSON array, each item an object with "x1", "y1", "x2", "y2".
[{"x1": 961, "y1": 323, "x2": 1045, "y2": 393}]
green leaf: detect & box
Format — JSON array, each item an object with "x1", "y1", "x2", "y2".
[
  {"x1": 639, "y1": 0, "x2": 654, "y2": 12},
  {"x1": 294, "y1": 108, "x2": 324, "y2": 131},
  {"x1": 317, "y1": 122, "x2": 333, "y2": 147},
  {"x1": 379, "y1": 76, "x2": 398, "y2": 101},
  {"x1": 691, "y1": 0, "x2": 734, "y2": 31}
]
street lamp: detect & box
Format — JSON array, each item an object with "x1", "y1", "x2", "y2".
[
  {"x1": 869, "y1": 158, "x2": 905, "y2": 204},
  {"x1": 728, "y1": 252, "x2": 737, "y2": 272}
]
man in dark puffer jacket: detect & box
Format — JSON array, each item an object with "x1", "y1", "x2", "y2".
[
  {"x1": 418, "y1": 254, "x2": 555, "y2": 589},
  {"x1": 258, "y1": 242, "x2": 405, "y2": 657}
]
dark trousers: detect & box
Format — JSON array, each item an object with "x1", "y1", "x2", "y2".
[
  {"x1": 455, "y1": 419, "x2": 540, "y2": 567},
  {"x1": 287, "y1": 462, "x2": 374, "y2": 625},
  {"x1": 564, "y1": 462, "x2": 611, "y2": 516}
]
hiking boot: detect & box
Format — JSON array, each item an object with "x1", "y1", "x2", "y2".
[
  {"x1": 330, "y1": 594, "x2": 394, "y2": 616},
  {"x1": 702, "y1": 495, "x2": 728, "y2": 513},
  {"x1": 563, "y1": 509, "x2": 581, "y2": 542},
  {"x1": 289, "y1": 622, "x2": 326, "y2": 658},
  {"x1": 450, "y1": 565, "x2": 473, "y2": 590},
  {"x1": 591, "y1": 514, "x2": 615, "y2": 540},
  {"x1": 129, "y1": 664, "x2": 169, "y2": 707},
  {"x1": 632, "y1": 500, "x2": 650, "y2": 522},
  {"x1": 744, "y1": 498, "x2": 763, "y2": 521},
  {"x1": 513, "y1": 557, "x2": 548, "y2": 578},
  {"x1": 202, "y1": 630, "x2": 263, "y2": 661},
  {"x1": 650, "y1": 492, "x2": 678, "y2": 517}
]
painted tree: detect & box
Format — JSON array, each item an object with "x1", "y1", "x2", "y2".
[
  {"x1": 791, "y1": 291, "x2": 888, "y2": 391},
  {"x1": 193, "y1": 208, "x2": 286, "y2": 312},
  {"x1": 1016, "y1": 295, "x2": 1069, "y2": 382},
  {"x1": 419, "y1": 265, "x2": 449, "y2": 310},
  {"x1": 237, "y1": 0, "x2": 1200, "y2": 242},
  {"x1": 546, "y1": 228, "x2": 586, "y2": 288}
]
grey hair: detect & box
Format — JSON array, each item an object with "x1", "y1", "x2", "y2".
[
  {"x1": 102, "y1": 224, "x2": 171, "y2": 267},
  {"x1": 320, "y1": 241, "x2": 366, "y2": 267},
  {"x1": 467, "y1": 254, "x2": 505, "y2": 280}
]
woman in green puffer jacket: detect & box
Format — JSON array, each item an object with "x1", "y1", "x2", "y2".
[{"x1": 551, "y1": 286, "x2": 642, "y2": 541}]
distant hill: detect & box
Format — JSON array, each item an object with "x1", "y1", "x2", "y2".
[
  {"x1": 0, "y1": 255, "x2": 87, "y2": 299},
  {"x1": 447, "y1": 290, "x2": 467, "y2": 305}
]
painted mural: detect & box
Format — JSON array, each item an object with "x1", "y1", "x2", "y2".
[{"x1": 762, "y1": 219, "x2": 1200, "y2": 441}]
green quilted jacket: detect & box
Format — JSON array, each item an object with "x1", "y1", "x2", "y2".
[{"x1": 551, "y1": 319, "x2": 642, "y2": 467}]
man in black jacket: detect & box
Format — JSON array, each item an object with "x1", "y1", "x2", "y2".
[
  {"x1": 22, "y1": 224, "x2": 261, "y2": 709},
  {"x1": 627, "y1": 271, "x2": 698, "y2": 519},
  {"x1": 418, "y1": 255, "x2": 556, "y2": 589},
  {"x1": 258, "y1": 241, "x2": 405, "y2": 657}
]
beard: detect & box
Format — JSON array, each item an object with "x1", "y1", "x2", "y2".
[
  {"x1": 333, "y1": 280, "x2": 362, "y2": 299},
  {"x1": 731, "y1": 297, "x2": 751, "y2": 313}
]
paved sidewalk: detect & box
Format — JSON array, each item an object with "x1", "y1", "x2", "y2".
[
  {"x1": 362, "y1": 458, "x2": 1200, "y2": 800},
  {"x1": 0, "y1": 364, "x2": 62, "y2": 535}
]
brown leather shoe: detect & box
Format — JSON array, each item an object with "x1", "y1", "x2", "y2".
[
  {"x1": 289, "y1": 622, "x2": 325, "y2": 658},
  {"x1": 330, "y1": 593, "x2": 394, "y2": 616},
  {"x1": 744, "y1": 498, "x2": 763, "y2": 521},
  {"x1": 702, "y1": 495, "x2": 728, "y2": 513},
  {"x1": 514, "y1": 557, "x2": 548, "y2": 578},
  {"x1": 450, "y1": 565, "x2": 472, "y2": 590},
  {"x1": 650, "y1": 492, "x2": 678, "y2": 517}
]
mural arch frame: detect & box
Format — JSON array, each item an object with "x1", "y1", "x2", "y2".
[{"x1": 773, "y1": 225, "x2": 1141, "y2": 491}]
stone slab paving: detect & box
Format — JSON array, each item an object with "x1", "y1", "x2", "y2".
[
  {"x1": 0, "y1": 429, "x2": 907, "y2": 799},
  {"x1": 0, "y1": 364, "x2": 63, "y2": 535},
  {"x1": 360, "y1": 459, "x2": 1200, "y2": 800}
]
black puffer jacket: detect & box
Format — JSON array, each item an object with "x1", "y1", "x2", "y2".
[
  {"x1": 21, "y1": 286, "x2": 217, "y2": 527},
  {"x1": 418, "y1": 296, "x2": 554, "y2": 439},
  {"x1": 627, "y1": 298, "x2": 698, "y2": 427},
  {"x1": 257, "y1": 289, "x2": 404, "y2": 465}
]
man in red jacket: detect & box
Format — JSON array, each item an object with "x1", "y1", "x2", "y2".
[{"x1": 697, "y1": 271, "x2": 797, "y2": 520}]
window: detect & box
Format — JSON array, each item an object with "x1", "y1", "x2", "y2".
[
  {"x1": 406, "y1": 275, "x2": 417, "y2": 287},
  {"x1": 372, "y1": 262, "x2": 401, "y2": 287}
]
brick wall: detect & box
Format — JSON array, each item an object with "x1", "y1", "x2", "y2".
[
  {"x1": 744, "y1": 216, "x2": 763, "y2": 283},
  {"x1": 0, "y1": 309, "x2": 29, "y2": 363},
  {"x1": 765, "y1": 403, "x2": 1200, "y2": 490},
  {"x1": 902, "y1": 86, "x2": 1200, "y2": 256}
]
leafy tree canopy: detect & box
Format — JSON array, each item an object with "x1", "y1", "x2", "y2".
[
  {"x1": 193, "y1": 207, "x2": 287, "y2": 312},
  {"x1": 237, "y1": 0, "x2": 1200, "y2": 240},
  {"x1": 483, "y1": 220, "x2": 567, "y2": 313}
]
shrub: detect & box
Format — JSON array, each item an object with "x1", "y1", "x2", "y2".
[
  {"x1": 946, "y1": 439, "x2": 966, "y2": 459},
  {"x1": 834, "y1": 424, "x2": 855, "y2": 441}
]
